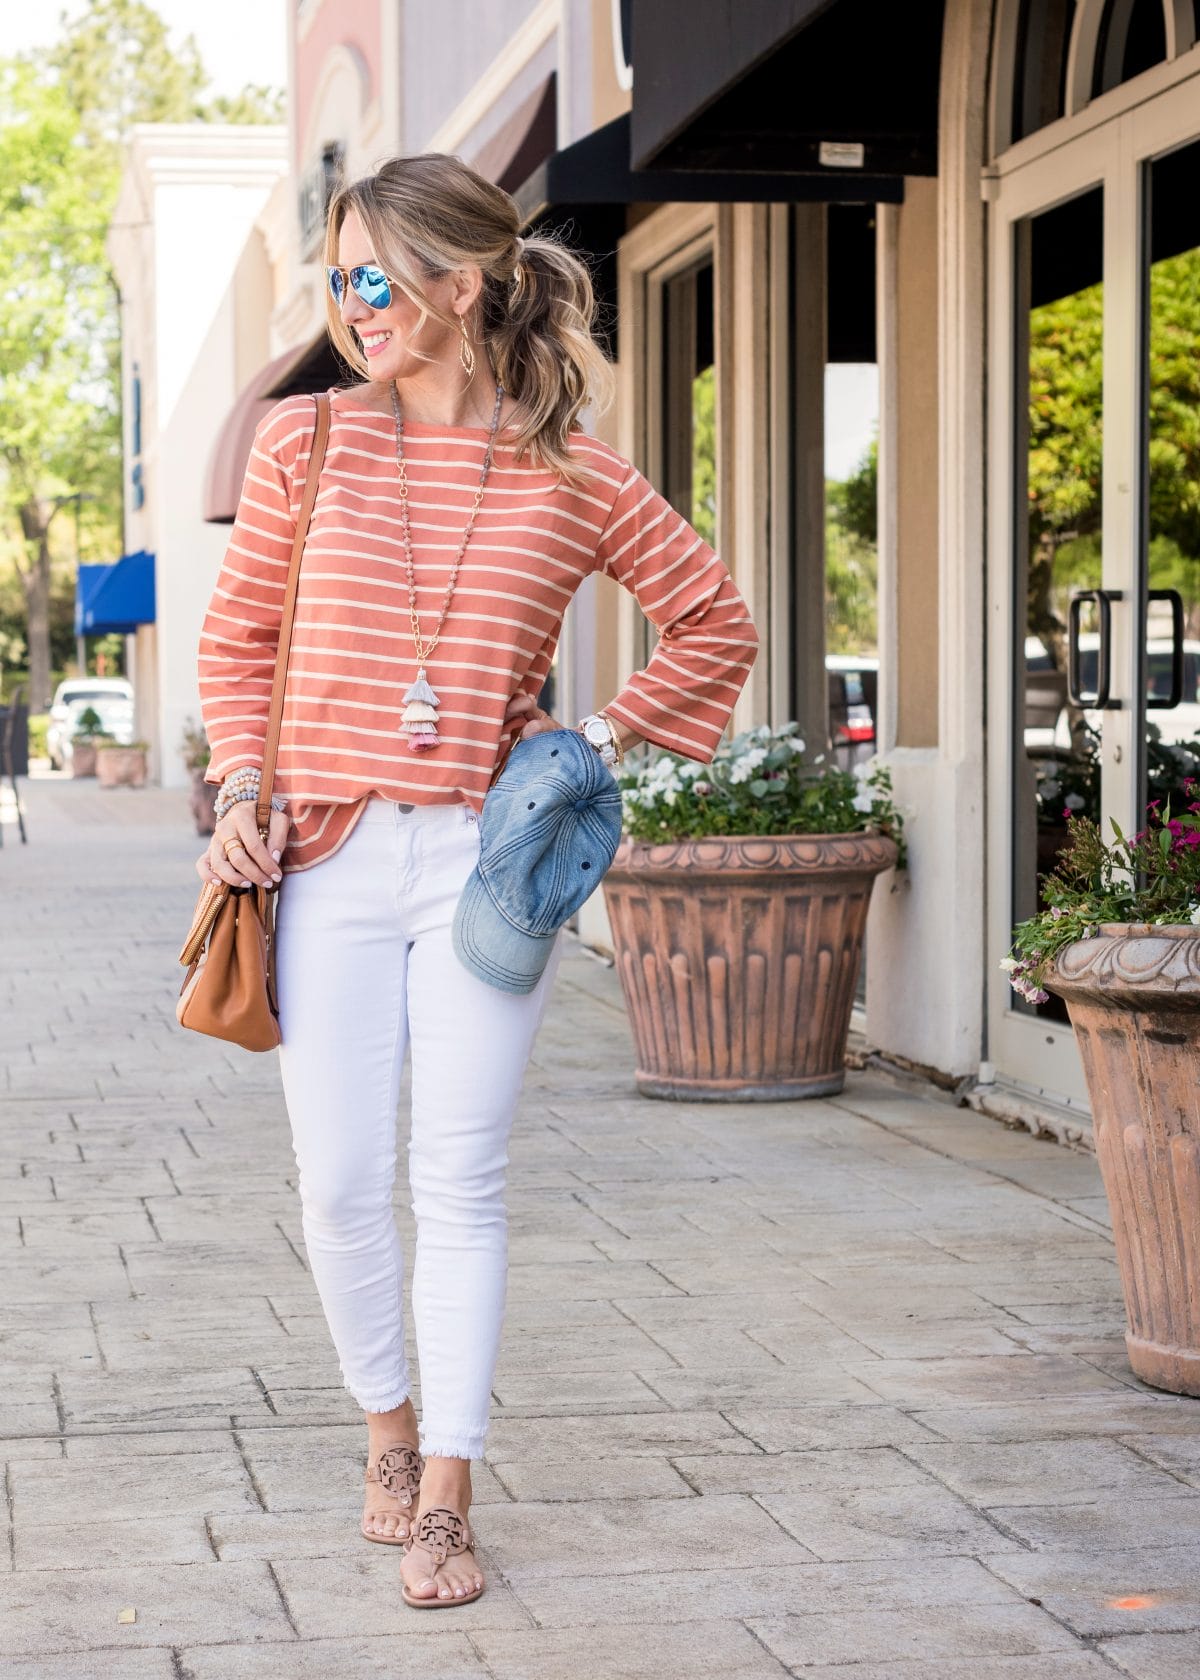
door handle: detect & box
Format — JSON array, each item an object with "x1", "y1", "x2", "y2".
[
  {"x1": 1147, "y1": 587, "x2": 1184, "y2": 710},
  {"x1": 1067, "y1": 589, "x2": 1123, "y2": 710}
]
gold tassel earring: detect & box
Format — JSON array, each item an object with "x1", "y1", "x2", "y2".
[{"x1": 459, "y1": 316, "x2": 476, "y2": 380}]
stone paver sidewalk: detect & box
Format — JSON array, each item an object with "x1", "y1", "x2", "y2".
[{"x1": 3, "y1": 773, "x2": 1200, "y2": 1678}]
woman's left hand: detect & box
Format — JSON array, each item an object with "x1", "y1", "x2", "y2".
[{"x1": 504, "y1": 692, "x2": 564, "y2": 740}]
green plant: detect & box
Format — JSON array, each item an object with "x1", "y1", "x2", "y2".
[
  {"x1": 72, "y1": 705, "x2": 104, "y2": 737},
  {"x1": 1034, "y1": 723, "x2": 1200, "y2": 830},
  {"x1": 1006, "y1": 794, "x2": 1200, "y2": 1003},
  {"x1": 27, "y1": 713, "x2": 48, "y2": 757},
  {"x1": 178, "y1": 717, "x2": 210, "y2": 771},
  {"x1": 617, "y1": 721, "x2": 906, "y2": 864},
  {"x1": 98, "y1": 738, "x2": 148, "y2": 751}
]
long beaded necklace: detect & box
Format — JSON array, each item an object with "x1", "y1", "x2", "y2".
[{"x1": 389, "y1": 378, "x2": 505, "y2": 752}]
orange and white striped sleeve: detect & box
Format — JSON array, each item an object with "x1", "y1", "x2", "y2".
[
  {"x1": 594, "y1": 465, "x2": 759, "y2": 761},
  {"x1": 196, "y1": 398, "x2": 311, "y2": 786}
]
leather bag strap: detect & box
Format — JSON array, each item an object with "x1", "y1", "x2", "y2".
[{"x1": 256, "y1": 393, "x2": 331, "y2": 832}]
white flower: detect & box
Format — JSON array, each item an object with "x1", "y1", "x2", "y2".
[
  {"x1": 853, "y1": 761, "x2": 874, "y2": 783},
  {"x1": 999, "y1": 956, "x2": 1019, "y2": 972},
  {"x1": 729, "y1": 745, "x2": 768, "y2": 784},
  {"x1": 1191, "y1": 904, "x2": 1200, "y2": 926},
  {"x1": 663, "y1": 789, "x2": 677, "y2": 805},
  {"x1": 786, "y1": 737, "x2": 807, "y2": 755},
  {"x1": 852, "y1": 791, "x2": 874, "y2": 813},
  {"x1": 1064, "y1": 792, "x2": 1086, "y2": 811}
]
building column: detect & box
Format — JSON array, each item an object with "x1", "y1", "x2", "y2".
[
  {"x1": 788, "y1": 202, "x2": 829, "y2": 751},
  {"x1": 865, "y1": 0, "x2": 992, "y2": 1078}
]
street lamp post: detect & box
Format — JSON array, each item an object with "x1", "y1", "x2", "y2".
[{"x1": 52, "y1": 491, "x2": 96, "y2": 678}]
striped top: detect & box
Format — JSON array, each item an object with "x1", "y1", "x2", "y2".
[{"x1": 198, "y1": 386, "x2": 759, "y2": 871}]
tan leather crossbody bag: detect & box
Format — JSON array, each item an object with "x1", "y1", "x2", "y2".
[{"x1": 177, "y1": 393, "x2": 331, "y2": 1052}]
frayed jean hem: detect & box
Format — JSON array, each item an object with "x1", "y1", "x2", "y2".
[
  {"x1": 419, "y1": 1429, "x2": 487, "y2": 1461},
  {"x1": 354, "y1": 1380, "x2": 412, "y2": 1415}
]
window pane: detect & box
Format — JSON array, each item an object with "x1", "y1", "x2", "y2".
[
  {"x1": 1143, "y1": 140, "x2": 1200, "y2": 814},
  {"x1": 1013, "y1": 188, "x2": 1104, "y2": 1023},
  {"x1": 1012, "y1": 0, "x2": 1074, "y2": 143},
  {"x1": 1094, "y1": 0, "x2": 1167, "y2": 98}
]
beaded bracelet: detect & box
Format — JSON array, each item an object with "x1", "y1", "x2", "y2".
[
  {"x1": 214, "y1": 787, "x2": 288, "y2": 822},
  {"x1": 215, "y1": 789, "x2": 288, "y2": 813}
]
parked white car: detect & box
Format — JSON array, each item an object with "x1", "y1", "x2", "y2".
[
  {"x1": 46, "y1": 678, "x2": 135, "y2": 769},
  {"x1": 1024, "y1": 634, "x2": 1200, "y2": 750}
]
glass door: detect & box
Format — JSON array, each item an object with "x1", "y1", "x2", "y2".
[
  {"x1": 987, "y1": 126, "x2": 1119, "y2": 1108},
  {"x1": 1140, "y1": 136, "x2": 1200, "y2": 837},
  {"x1": 987, "y1": 74, "x2": 1200, "y2": 1108}
]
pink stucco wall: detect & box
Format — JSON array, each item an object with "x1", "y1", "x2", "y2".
[{"x1": 294, "y1": 0, "x2": 381, "y2": 166}]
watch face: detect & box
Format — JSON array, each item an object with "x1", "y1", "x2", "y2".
[{"x1": 584, "y1": 719, "x2": 609, "y2": 744}]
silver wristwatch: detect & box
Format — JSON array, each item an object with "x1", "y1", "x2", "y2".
[{"x1": 578, "y1": 711, "x2": 620, "y2": 767}]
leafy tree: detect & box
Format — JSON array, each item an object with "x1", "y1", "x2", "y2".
[
  {"x1": 825, "y1": 505, "x2": 877, "y2": 654},
  {"x1": 0, "y1": 65, "x2": 120, "y2": 710},
  {"x1": 0, "y1": 0, "x2": 282, "y2": 709},
  {"x1": 208, "y1": 85, "x2": 286, "y2": 125},
  {"x1": 1027, "y1": 250, "x2": 1200, "y2": 664},
  {"x1": 826, "y1": 438, "x2": 878, "y2": 653},
  {"x1": 1026, "y1": 279, "x2": 1104, "y2": 680},
  {"x1": 831, "y1": 437, "x2": 877, "y2": 547},
  {"x1": 1146, "y1": 251, "x2": 1200, "y2": 634},
  {"x1": 50, "y1": 0, "x2": 207, "y2": 152}
]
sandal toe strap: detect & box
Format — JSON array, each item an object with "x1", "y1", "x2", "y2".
[
  {"x1": 411, "y1": 1506, "x2": 473, "y2": 1567},
  {"x1": 365, "y1": 1444, "x2": 423, "y2": 1507}
]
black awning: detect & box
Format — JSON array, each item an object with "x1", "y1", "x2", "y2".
[
  {"x1": 630, "y1": 0, "x2": 943, "y2": 180},
  {"x1": 515, "y1": 113, "x2": 903, "y2": 226},
  {"x1": 262, "y1": 332, "x2": 346, "y2": 399}
]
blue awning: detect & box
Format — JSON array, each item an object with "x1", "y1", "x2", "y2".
[{"x1": 74, "y1": 550, "x2": 156, "y2": 635}]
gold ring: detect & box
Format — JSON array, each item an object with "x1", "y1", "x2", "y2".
[{"x1": 222, "y1": 839, "x2": 247, "y2": 859}]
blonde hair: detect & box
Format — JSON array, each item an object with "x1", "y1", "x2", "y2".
[{"x1": 324, "y1": 153, "x2": 615, "y2": 486}]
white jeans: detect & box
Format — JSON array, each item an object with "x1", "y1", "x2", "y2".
[{"x1": 274, "y1": 795, "x2": 563, "y2": 1459}]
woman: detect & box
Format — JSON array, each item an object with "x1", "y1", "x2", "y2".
[{"x1": 195, "y1": 153, "x2": 758, "y2": 1608}]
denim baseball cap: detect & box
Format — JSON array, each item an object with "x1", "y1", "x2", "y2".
[{"x1": 453, "y1": 728, "x2": 623, "y2": 994}]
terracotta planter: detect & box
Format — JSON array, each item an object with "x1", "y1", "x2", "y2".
[
  {"x1": 602, "y1": 830, "x2": 898, "y2": 1100},
  {"x1": 96, "y1": 746, "x2": 148, "y2": 788},
  {"x1": 1048, "y1": 925, "x2": 1200, "y2": 1396},
  {"x1": 190, "y1": 766, "x2": 216, "y2": 836},
  {"x1": 70, "y1": 741, "x2": 98, "y2": 777}
]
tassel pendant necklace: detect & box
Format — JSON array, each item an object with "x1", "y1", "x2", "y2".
[{"x1": 391, "y1": 378, "x2": 504, "y2": 752}]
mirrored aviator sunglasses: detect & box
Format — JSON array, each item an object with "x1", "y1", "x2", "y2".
[{"x1": 326, "y1": 264, "x2": 393, "y2": 310}]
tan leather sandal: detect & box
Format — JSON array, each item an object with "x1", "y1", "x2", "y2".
[
  {"x1": 362, "y1": 1443, "x2": 423, "y2": 1547},
  {"x1": 401, "y1": 1507, "x2": 484, "y2": 1608}
]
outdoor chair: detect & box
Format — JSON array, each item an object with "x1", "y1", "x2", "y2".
[{"x1": 0, "y1": 682, "x2": 29, "y2": 845}]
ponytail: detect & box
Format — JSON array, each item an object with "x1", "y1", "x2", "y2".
[{"x1": 325, "y1": 154, "x2": 615, "y2": 485}]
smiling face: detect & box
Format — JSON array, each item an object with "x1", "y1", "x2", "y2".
[{"x1": 335, "y1": 207, "x2": 473, "y2": 385}]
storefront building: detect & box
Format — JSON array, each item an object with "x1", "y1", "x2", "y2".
[
  {"x1": 567, "y1": 0, "x2": 1200, "y2": 1133},
  {"x1": 107, "y1": 125, "x2": 289, "y2": 786},
  {"x1": 113, "y1": 1, "x2": 1200, "y2": 1130}
]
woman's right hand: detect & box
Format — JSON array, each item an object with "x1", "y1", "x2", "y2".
[{"x1": 196, "y1": 802, "x2": 290, "y2": 889}]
